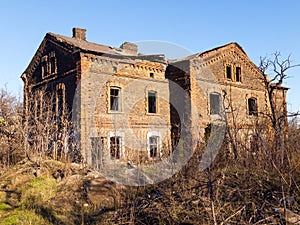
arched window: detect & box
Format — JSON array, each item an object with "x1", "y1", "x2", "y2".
[{"x1": 248, "y1": 97, "x2": 258, "y2": 116}]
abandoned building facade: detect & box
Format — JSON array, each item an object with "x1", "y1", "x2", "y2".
[{"x1": 22, "y1": 28, "x2": 288, "y2": 167}]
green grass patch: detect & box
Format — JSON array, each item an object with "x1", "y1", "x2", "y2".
[
  {"x1": 20, "y1": 176, "x2": 57, "y2": 209},
  {"x1": 0, "y1": 208, "x2": 51, "y2": 225},
  {"x1": 0, "y1": 202, "x2": 11, "y2": 210}
]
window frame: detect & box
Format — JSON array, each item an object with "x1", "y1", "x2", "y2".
[
  {"x1": 147, "y1": 131, "x2": 161, "y2": 159},
  {"x1": 226, "y1": 65, "x2": 232, "y2": 80},
  {"x1": 235, "y1": 66, "x2": 242, "y2": 82},
  {"x1": 248, "y1": 97, "x2": 258, "y2": 116},
  {"x1": 90, "y1": 137, "x2": 105, "y2": 170},
  {"x1": 49, "y1": 56, "x2": 57, "y2": 75},
  {"x1": 109, "y1": 86, "x2": 121, "y2": 112},
  {"x1": 148, "y1": 91, "x2": 157, "y2": 114},
  {"x1": 41, "y1": 51, "x2": 57, "y2": 79},
  {"x1": 108, "y1": 131, "x2": 124, "y2": 160},
  {"x1": 209, "y1": 92, "x2": 221, "y2": 115},
  {"x1": 41, "y1": 56, "x2": 48, "y2": 78},
  {"x1": 149, "y1": 136, "x2": 159, "y2": 158},
  {"x1": 109, "y1": 136, "x2": 122, "y2": 160}
]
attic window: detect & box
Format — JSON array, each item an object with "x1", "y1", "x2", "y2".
[
  {"x1": 42, "y1": 60, "x2": 48, "y2": 78},
  {"x1": 41, "y1": 52, "x2": 57, "y2": 78},
  {"x1": 49, "y1": 52, "x2": 57, "y2": 74},
  {"x1": 226, "y1": 65, "x2": 232, "y2": 80},
  {"x1": 236, "y1": 66, "x2": 241, "y2": 82}
]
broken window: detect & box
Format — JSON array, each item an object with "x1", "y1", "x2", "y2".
[
  {"x1": 110, "y1": 87, "x2": 121, "y2": 111},
  {"x1": 149, "y1": 136, "x2": 159, "y2": 158},
  {"x1": 248, "y1": 97, "x2": 258, "y2": 116},
  {"x1": 41, "y1": 52, "x2": 57, "y2": 77},
  {"x1": 91, "y1": 137, "x2": 104, "y2": 170},
  {"x1": 42, "y1": 60, "x2": 48, "y2": 78},
  {"x1": 148, "y1": 91, "x2": 157, "y2": 113},
  {"x1": 50, "y1": 56, "x2": 56, "y2": 74},
  {"x1": 236, "y1": 66, "x2": 241, "y2": 82},
  {"x1": 210, "y1": 93, "x2": 221, "y2": 115},
  {"x1": 226, "y1": 65, "x2": 232, "y2": 79},
  {"x1": 110, "y1": 136, "x2": 121, "y2": 159}
]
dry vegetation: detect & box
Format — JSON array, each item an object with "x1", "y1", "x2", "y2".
[
  {"x1": 1, "y1": 53, "x2": 300, "y2": 224},
  {"x1": 0, "y1": 134, "x2": 300, "y2": 225}
]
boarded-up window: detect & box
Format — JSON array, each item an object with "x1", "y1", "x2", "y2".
[
  {"x1": 91, "y1": 137, "x2": 104, "y2": 170},
  {"x1": 148, "y1": 91, "x2": 157, "y2": 113},
  {"x1": 248, "y1": 98, "x2": 258, "y2": 116},
  {"x1": 210, "y1": 93, "x2": 221, "y2": 115},
  {"x1": 110, "y1": 136, "x2": 121, "y2": 159},
  {"x1": 110, "y1": 87, "x2": 120, "y2": 111}
]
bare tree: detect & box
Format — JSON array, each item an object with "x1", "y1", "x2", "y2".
[
  {"x1": 0, "y1": 87, "x2": 23, "y2": 166},
  {"x1": 23, "y1": 87, "x2": 79, "y2": 164},
  {"x1": 259, "y1": 52, "x2": 299, "y2": 133}
]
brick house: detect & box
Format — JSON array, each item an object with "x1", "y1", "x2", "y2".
[{"x1": 21, "y1": 28, "x2": 288, "y2": 167}]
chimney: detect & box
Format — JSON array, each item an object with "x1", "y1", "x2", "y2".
[
  {"x1": 72, "y1": 28, "x2": 86, "y2": 41},
  {"x1": 120, "y1": 42, "x2": 138, "y2": 55}
]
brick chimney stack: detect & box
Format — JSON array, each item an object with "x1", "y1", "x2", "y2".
[{"x1": 72, "y1": 28, "x2": 86, "y2": 41}]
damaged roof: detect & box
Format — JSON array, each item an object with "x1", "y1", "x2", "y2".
[{"x1": 47, "y1": 32, "x2": 129, "y2": 56}]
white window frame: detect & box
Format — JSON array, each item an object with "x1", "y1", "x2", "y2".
[
  {"x1": 147, "y1": 131, "x2": 162, "y2": 158},
  {"x1": 108, "y1": 131, "x2": 125, "y2": 159},
  {"x1": 109, "y1": 86, "x2": 122, "y2": 112}
]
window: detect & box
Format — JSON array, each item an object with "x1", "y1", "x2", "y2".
[
  {"x1": 248, "y1": 98, "x2": 258, "y2": 116},
  {"x1": 236, "y1": 66, "x2": 241, "y2": 82},
  {"x1": 91, "y1": 137, "x2": 104, "y2": 170},
  {"x1": 56, "y1": 88, "x2": 64, "y2": 126},
  {"x1": 150, "y1": 72, "x2": 154, "y2": 78},
  {"x1": 110, "y1": 87, "x2": 121, "y2": 111},
  {"x1": 148, "y1": 91, "x2": 157, "y2": 113},
  {"x1": 147, "y1": 131, "x2": 161, "y2": 159},
  {"x1": 110, "y1": 136, "x2": 121, "y2": 159},
  {"x1": 50, "y1": 56, "x2": 56, "y2": 74},
  {"x1": 41, "y1": 52, "x2": 57, "y2": 78},
  {"x1": 210, "y1": 93, "x2": 221, "y2": 115},
  {"x1": 149, "y1": 136, "x2": 159, "y2": 158},
  {"x1": 226, "y1": 65, "x2": 232, "y2": 79},
  {"x1": 42, "y1": 60, "x2": 48, "y2": 78}
]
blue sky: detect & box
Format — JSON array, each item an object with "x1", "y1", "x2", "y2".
[{"x1": 1, "y1": 0, "x2": 300, "y2": 112}]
